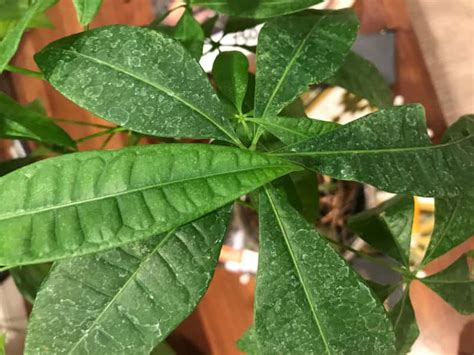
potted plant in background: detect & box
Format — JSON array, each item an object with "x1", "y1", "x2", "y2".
[{"x1": 0, "y1": 0, "x2": 472, "y2": 354}]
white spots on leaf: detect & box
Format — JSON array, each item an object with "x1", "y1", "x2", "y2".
[
  {"x1": 84, "y1": 85, "x2": 104, "y2": 99},
  {"x1": 107, "y1": 107, "x2": 130, "y2": 124}
]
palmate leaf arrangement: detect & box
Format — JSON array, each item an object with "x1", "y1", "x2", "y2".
[{"x1": 0, "y1": 0, "x2": 473, "y2": 354}]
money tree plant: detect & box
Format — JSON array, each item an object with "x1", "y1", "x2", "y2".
[{"x1": 0, "y1": 0, "x2": 473, "y2": 354}]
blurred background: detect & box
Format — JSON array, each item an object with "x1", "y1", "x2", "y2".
[{"x1": 0, "y1": 0, "x2": 473, "y2": 354}]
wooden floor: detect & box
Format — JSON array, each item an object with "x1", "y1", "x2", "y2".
[{"x1": 2, "y1": 0, "x2": 473, "y2": 354}]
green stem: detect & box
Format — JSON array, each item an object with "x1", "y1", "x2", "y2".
[
  {"x1": 235, "y1": 199, "x2": 256, "y2": 211},
  {"x1": 324, "y1": 237, "x2": 405, "y2": 274},
  {"x1": 249, "y1": 126, "x2": 264, "y2": 150},
  {"x1": 76, "y1": 127, "x2": 126, "y2": 144},
  {"x1": 100, "y1": 131, "x2": 117, "y2": 149},
  {"x1": 0, "y1": 265, "x2": 12, "y2": 272},
  {"x1": 4, "y1": 64, "x2": 44, "y2": 79}
]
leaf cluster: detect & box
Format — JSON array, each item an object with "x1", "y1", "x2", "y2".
[{"x1": 0, "y1": 1, "x2": 472, "y2": 354}]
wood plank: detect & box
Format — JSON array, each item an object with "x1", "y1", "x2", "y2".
[
  {"x1": 195, "y1": 268, "x2": 255, "y2": 355},
  {"x1": 9, "y1": 0, "x2": 154, "y2": 150},
  {"x1": 354, "y1": 0, "x2": 446, "y2": 143}
]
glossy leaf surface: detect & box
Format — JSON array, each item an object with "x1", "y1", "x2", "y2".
[
  {"x1": 254, "y1": 10, "x2": 358, "y2": 117},
  {"x1": 0, "y1": 92, "x2": 75, "y2": 148},
  {"x1": 212, "y1": 51, "x2": 249, "y2": 113},
  {"x1": 25, "y1": 208, "x2": 230, "y2": 354},
  {"x1": 422, "y1": 255, "x2": 474, "y2": 314},
  {"x1": 276, "y1": 105, "x2": 474, "y2": 197},
  {"x1": 0, "y1": 144, "x2": 297, "y2": 265},
  {"x1": 73, "y1": 0, "x2": 103, "y2": 26},
  {"x1": 249, "y1": 116, "x2": 338, "y2": 146},
  {"x1": 0, "y1": 0, "x2": 55, "y2": 72},
  {"x1": 190, "y1": 0, "x2": 323, "y2": 19},
  {"x1": 348, "y1": 195, "x2": 414, "y2": 266},
  {"x1": 423, "y1": 115, "x2": 474, "y2": 263},
  {"x1": 327, "y1": 51, "x2": 392, "y2": 108},
  {"x1": 388, "y1": 287, "x2": 419, "y2": 354},
  {"x1": 35, "y1": 25, "x2": 240, "y2": 145},
  {"x1": 255, "y1": 186, "x2": 395, "y2": 354},
  {"x1": 174, "y1": 9, "x2": 205, "y2": 60}
]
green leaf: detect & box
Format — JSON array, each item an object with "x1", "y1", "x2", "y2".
[
  {"x1": 0, "y1": 333, "x2": 4, "y2": 355},
  {"x1": 0, "y1": 144, "x2": 297, "y2": 266},
  {"x1": 35, "y1": 25, "x2": 241, "y2": 146},
  {"x1": 0, "y1": 12, "x2": 53, "y2": 39},
  {"x1": 275, "y1": 105, "x2": 474, "y2": 197},
  {"x1": 9, "y1": 263, "x2": 51, "y2": 303},
  {"x1": 249, "y1": 116, "x2": 339, "y2": 146},
  {"x1": 255, "y1": 185, "x2": 395, "y2": 353},
  {"x1": 388, "y1": 286, "x2": 419, "y2": 354},
  {"x1": 190, "y1": 0, "x2": 323, "y2": 19},
  {"x1": 348, "y1": 195, "x2": 414, "y2": 266},
  {"x1": 0, "y1": 0, "x2": 56, "y2": 73},
  {"x1": 0, "y1": 0, "x2": 57, "y2": 20},
  {"x1": 0, "y1": 93, "x2": 75, "y2": 148},
  {"x1": 212, "y1": 51, "x2": 249, "y2": 113},
  {"x1": 279, "y1": 97, "x2": 306, "y2": 118},
  {"x1": 243, "y1": 72, "x2": 255, "y2": 113},
  {"x1": 25, "y1": 208, "x2": 230, "y2": 354},
  {"x1": 289, "y1": 170, "x2": 319, "y2": 223},
  {"x1": 201, "y1": 14, "x2": 218, "y2": 37},
  {"x1": 150, "y1": 342, "x2": 176, "y2": 355},
  {"x1": 73, "y1": 0, "x2": 103, "y2": 27},
  {"x1": 254, "y1": 10, "x2": 358, "y2": 117},
  {"x1": 236, "y1": 326, "x2": 261, "y2": 355},
  {"x1": 421, "y1": 255, "x2": 474, "y2": 314},
  {"x1": 327, "y1": 51, "x2": 392, "y2": 108},
  {"x1": 423, "y1": 115, "x2": 474, "y2": 263},
  {"x1": 423, "y1": 197, "x2": 474, "y2": 264},
  {"x1": 223, "y1": 17, "x2": 262, "y2": 34},
  {"x1": 365, "y1": 280, "x2": 395, "y2": 303},
  {"x1": 0, "y1": 156, "x2": 38, "y2": 177},
  {"x1": 174, "y1": 9, "x2": 205, "y2": 60}
]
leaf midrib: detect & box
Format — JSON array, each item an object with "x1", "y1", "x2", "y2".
[
  {"x1": 393, "y1": 288, "x2": 409, "y2": 331},
  {"x1": 55, "y1": 48, "x2": 239, "y2": 145},
  {"x1": 249, "y1": 118, "x2": 309, "y2": 139},
  {"x1": 263, "y1": 186, "x2": 331, "y2": 354},
  {"x1": 272, "y1": 135, "x2": 474, "y2": 157},
  {"x1": 66, "y1": 228, "x2": 176, "y2": 354},
  {"x1": 0, "y1": 164, "x2": 290, "y2": 221},
  {"x1": 258, "y1": 14, "x2": 328, "y2": 117}
]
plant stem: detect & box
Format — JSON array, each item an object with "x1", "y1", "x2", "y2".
[
  {"x1": 76, "y1": 127, "x2": 126, "y2": 144},
  {"x1": 324, "y1": 237, "x2": 405, "y2": 274},
  {"x1": 249, "y1": 126, "x2": 264, "y2": 150},
  {"x1": 4, "y1": 64, "x2": 44, "y2": 79},
  {"x1": 0, "y1": 265, "x2": 12, "y2": 272},
  {"x1": 235, "y1": 199, "x2": 256, "y2": 211},
  {"x1": 100, "y1": 132, "x2": 116, "y2": 149}
]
